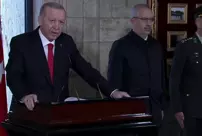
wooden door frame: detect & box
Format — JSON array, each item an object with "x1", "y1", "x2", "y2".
[{"x1": 147, "y1": 0, "x2": 158, "y2": 39}]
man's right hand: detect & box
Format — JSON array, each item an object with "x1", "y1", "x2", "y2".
[
  {"x1": 110, "y1": 90, "x2": 131, "y2": 99},
  {"x1": 21, "y1": 94, "x2": 38, "y2": 111},
  {"x1": 175, "y1": 112, "x2": 184, "y2": 129}
]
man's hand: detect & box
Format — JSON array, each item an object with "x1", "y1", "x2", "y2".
[
  {"x1": 111, "y1": 90, "x2": 131, "y2": 99},
  {"x1": 21, "y1": 94, "x2": 38, "y2": 111},
  {"x1": 175, "y1": 112, "x2": 184, "y2": 129}
]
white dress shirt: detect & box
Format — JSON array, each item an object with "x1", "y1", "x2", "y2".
[{"x1": 38, "y1": 29, "x2": 55, "y2": 59}]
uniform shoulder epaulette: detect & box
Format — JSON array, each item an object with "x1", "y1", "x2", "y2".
[{"x1": 180, "y1": 37, "x2": 193, "y2": 43}]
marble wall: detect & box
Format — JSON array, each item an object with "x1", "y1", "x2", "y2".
[
  {"x1": 34, "y1": 0, "x2": 147, "y2": 98},
  {"x1": 1, "y1": 0, "x2": 25, "y2": 110}
]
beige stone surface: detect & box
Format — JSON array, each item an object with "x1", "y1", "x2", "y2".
[
  {"x1": 84, "y1": 19, "x2": 98, "y2": 42},
  {"x1": 65, "y1": 0, "x2": 83, "y2": 17},
  {"x1": 66, "y1": 18, "x2": 83, "y2": 43},
  {"x1": 99, "y1": 42, "x2": 113, "y2": 78},
  {"x1": 127, "y1": 0, "x2": 147, "y2": 7},
  {"x1": 100, "y1": 18, "x2": 131, "y2": 42},
  {"x1": 99, "y1": 0, "x2": 112, "y2": 17},
  {"x1": 83, "y1": 42, "x2": 99, "y2": 69},
  {"x1": 84, "y1": 0, "x2": 98, "y2": 17}
]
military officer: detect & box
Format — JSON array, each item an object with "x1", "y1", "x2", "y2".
[{"x1": 169, "y1": 6, "x2": 202, "y2": 136}]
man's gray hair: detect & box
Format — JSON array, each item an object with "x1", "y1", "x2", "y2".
[
  {"x1": 131, "y1": 4, "x2": 149, "y2": 18},
  {"x1": 39, "y1": 2, "x2": 66, "y2": 16}
]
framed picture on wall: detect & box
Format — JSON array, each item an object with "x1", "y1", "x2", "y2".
[
  {"x1": 167, "y1": 3, "x2": 188, "y2": 24},
  {"x1": 196, "y1": 4, "x2": 202, "y2": 8},
  {"x1": 167, "y1": 31, "x2": 187, "y2": 51}
]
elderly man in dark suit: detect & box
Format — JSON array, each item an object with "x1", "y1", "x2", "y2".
[
  {"x1": 108, "y1": 3, "x2": 166, "y2": 123},
  {"x1": 108, "y1": 4, "x2": 167, "y2": 136},
  {"x1": 6, "y1": 2, "x2": 130, "y2": 111}
]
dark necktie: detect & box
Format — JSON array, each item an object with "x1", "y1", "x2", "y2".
[{"x1": 47, "y1": 43, "x2": 54, "y2": 82}]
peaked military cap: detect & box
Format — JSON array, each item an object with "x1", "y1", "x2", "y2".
[{"x1": 194, "y1": 5, "x2": 202, "y2": 19}]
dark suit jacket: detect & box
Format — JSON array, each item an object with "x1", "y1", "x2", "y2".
[
  {"x1": 6, "y1": 27, "x2": 114, "y2": 103},
  {"x1": 108, "y1": 30, "x2": 166, "y2": 124},
  {"x1": 169, "y1": 34, "x2": 202, "y2": 118}
]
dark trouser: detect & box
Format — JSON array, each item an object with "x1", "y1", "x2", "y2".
[{"x1": 183, "y1": 117, "x2": 202, "y2": 136}]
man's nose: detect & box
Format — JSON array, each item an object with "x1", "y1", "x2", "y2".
[
  {"x1": 147, "y1": 19, "x2": 153, "y2": 25},
  {"x1": 147, "y1": 20, "x2": 153, "y2": 26},
  {"x1": 53, "y1": 21, "x2": 60, "y2": 29}
]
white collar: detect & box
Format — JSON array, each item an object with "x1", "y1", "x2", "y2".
[
  {"x1": 144, "y1": 36, "x2": 148, "y2": 41},
  {"x1": 196, "y1": 32, "x2": 202, "y2": 43},
  {"x1": 38, "y1": 29, "x2": 55, "y2": 47}
]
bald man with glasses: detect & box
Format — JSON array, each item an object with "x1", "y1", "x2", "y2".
[{"x1": 108, "y1": 4, "x2": 167, "y2": 136}]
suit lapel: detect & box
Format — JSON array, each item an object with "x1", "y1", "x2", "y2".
[
  {"x1": 32, "y1": 29, "x2": 53, "y2": 86},
  {"x1": 53, "y1": 37, "x2": 63, "y2": 86}
]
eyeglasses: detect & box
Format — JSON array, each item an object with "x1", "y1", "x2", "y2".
[{"x1": 133, "y1": 17, "x2": 155, "y2": 22}]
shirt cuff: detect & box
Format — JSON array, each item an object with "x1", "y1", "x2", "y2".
[
  {"x1": 20, "y1": 96, "x2": 25, "y2": 103},
  {"x1": 110, "y1": 89, "x2": 119, "y2": 98}
]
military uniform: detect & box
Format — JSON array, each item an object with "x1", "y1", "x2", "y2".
[
  {"x1": 169, "y1": 6, "x2": 202, "y2": 136},
  {"x1": 169, "y1": 34, "x2": 202, "y2": 136}
]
